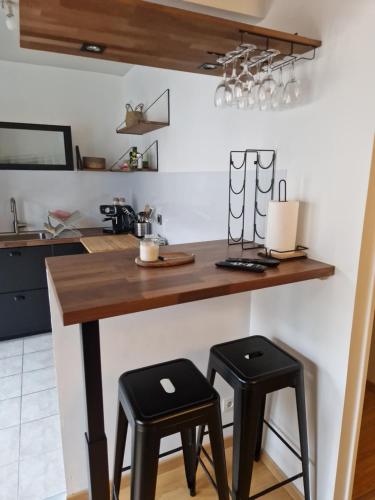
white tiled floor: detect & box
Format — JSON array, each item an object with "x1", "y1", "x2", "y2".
[{"x1": 0, "y1": 334, "x2": 66, "y2": 500}]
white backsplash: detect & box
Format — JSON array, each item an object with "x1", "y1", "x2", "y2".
[
  {"x1": 128, "y1": 169, "x2": 286, "y2": 245},
  {"x1": 0, "y1": 171, "x2": 132, "y2": 233}
]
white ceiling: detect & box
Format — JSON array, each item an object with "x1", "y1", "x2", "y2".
[
  {"x1": 0, "y1": 3, "x2": 133, "y2": 76},
  {"x1": 144, "y1": 0, "x2": 271, "y2": 22}
]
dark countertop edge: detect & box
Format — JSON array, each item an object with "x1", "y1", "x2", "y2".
[{"x1": 60, "y1": 263, "x2": 335, "y2": 326}]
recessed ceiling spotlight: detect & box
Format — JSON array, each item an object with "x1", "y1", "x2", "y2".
[
  {"x1": 81, "y1": 42, "x2": 106, "y2": 54},
  {"x1": 1, "y1": 0, "x2": 16, "y2": 31},
  {"x1": 200, "y1": 62, "x2": 220, "y2": 71}
]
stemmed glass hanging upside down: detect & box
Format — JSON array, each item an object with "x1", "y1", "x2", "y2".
[{"x1": 214, "y1": 49, "x2": 301, "y2": 111}]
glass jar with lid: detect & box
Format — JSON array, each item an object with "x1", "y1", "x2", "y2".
[{"x1": 139, "y1": 235, "x2": 160, "y2": 262}]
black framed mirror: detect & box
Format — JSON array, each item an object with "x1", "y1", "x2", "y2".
[{"x1": 0, "y1": 122, "x2": 74, "y2": 171}]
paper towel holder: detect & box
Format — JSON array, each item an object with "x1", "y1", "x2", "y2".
[
  {"x1": 262, "y1": 181, "x2": 308, "y2": 259},
  {"x1": 278, "y1": 179, "x2": 287, "y2": 202},
  {"x1": 261, "y1": 179, "x2": 309, "y2": 259}
]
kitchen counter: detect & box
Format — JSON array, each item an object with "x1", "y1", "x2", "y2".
[
  {"x1": 47, "y1": 240, "x2": 334, "y2": 326},
  {"x1": 80, "y1": 234, "x2": 139, "y2": 253},
  {"x1": 46, "y1": 239, "x2": 334, "y2": 499},
  {"x1": 0, "y1": 227, "x2": 106, "y2": 249}
]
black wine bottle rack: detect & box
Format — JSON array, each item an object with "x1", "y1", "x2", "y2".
[{"x1": 228, "y1": 149, "x2": 276, "y2": 250}]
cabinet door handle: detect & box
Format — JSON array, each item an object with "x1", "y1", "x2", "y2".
[
  {"x1": 9, "y1": 251, "x2": 21, "y2": 257},
  {"x1": 13, "y1": 295, "x2": 26, "y2": 302}
]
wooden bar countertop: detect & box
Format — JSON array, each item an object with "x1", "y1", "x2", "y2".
[
  {"x1": 0, "y1": 228, "x2": 105, "y2": 249},
  {"x1": 0, "y1": 229, "x2": 139, "y2": 251},
  {"x1": 46, "y1": 240, "x2": 335, "y2": 326},
  {"x1": 80, "y1": 234, "x2": 139, "y2": 253}
]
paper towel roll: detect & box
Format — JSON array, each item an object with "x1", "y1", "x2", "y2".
[{"x1": 265, "y1": 201, "x2": 300, "y2": 252}]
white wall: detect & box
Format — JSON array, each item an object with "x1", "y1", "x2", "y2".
[
  {"x1": 251, "y1": 1, "x2": 375, "y2": 498},
  {"x1": 121, "y1": 1, "x2": 375, "y2": 498},
  {"x1": 49, "y1": 274, "x2": 251, "y2": 495},
  {"x1": 0, "y1": 61, "x2": 133, "y2": 231},
  {"x1": 2, "y1": 0, "x2": 375, "y2": 497}
]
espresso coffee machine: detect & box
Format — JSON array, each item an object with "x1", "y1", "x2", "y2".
[{"x1": 100, "y1": 202, "x2": 136, "y2": 234}]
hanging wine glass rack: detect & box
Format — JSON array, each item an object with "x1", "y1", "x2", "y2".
[{"x1": 204, "y1": 30, "x2": 317, "y2": 76}]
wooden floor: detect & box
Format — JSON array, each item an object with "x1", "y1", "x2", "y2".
[
  {"x1": 352, "y1": 383, "x2": 375, "y2": 499},
  {"x1": 118, "y1": 441, "x2": 293, "y2": 499}
]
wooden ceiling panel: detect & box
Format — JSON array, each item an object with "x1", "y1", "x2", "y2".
[{"x1": 19, "y1": 0, "x2": 321, "y2": 76}]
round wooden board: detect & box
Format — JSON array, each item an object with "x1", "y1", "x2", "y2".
[{"x1": 135, "y1": 252, "x2": 195, "y2": 267}]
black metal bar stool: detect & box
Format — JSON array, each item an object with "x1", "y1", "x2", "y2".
[
  {"x1": 197, "y1": 336, "x2": 310, "y2": 500},
  {"x1": 112, "y1": 358, "x2": 230, "y2": 500}
]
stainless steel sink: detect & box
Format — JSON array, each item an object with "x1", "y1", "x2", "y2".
[{"x1": 0, "y1": 231, "x2": 50, "y2": 242}]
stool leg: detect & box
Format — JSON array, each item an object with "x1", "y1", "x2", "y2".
[
  {"x1": 112, "y1": 402, "x2": 128, "y2": 500},
  {"x1": 295, "y1": 371, "x2": 311, "y2": 500},
  {"x1": 232, "y1": 389, "x2": 262, "y2": 500},
  {"x1": 181, "y1": 427, "x2": 197, "y2": 496},
  {"x1": 208, "y1": 405, "x2": 230, "y2": 500},
  {"x1": 130, "y1": 428, "x2": 160, "y2": 500},
  {"x1": 196, "y1": 360, "x2": 216, "y2": 468},
  {"x1": 254, "y1": 395, "x2": 266, "y2": 462}
]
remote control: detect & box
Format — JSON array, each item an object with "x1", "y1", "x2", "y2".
[
  {"x1": 215, "y1": 261, "x2": 266, "y2": 273},
  {"x1": 226, "y1": 257, "x2": 280, "y2": 267}
]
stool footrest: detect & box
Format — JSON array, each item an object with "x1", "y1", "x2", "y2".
[
  {"x1": 121, "y1": 446, "x2": 184, "y2": 473},
  {"x1": 263, "y1": 420, "x2": 302, "y2": 461},
  {"x1": 201, "y1": 446, "x2": 214, "y2": 468},
  {"x1": 120, "y1": 422, "x2": 234, "y2": 473},
  {"x1": 222, "y1": 420, "x2": 302, "y2": 461},
  {"x1": 249, "y1": 472, "x2": 303, "y2": 499},
  {"x1": 195, "y1": 420, "x2": 304, "y2": 500},
  {"x1": 198, "y1": 456, "x2": 218, "y2": 491}
]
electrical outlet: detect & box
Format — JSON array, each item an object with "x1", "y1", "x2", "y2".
[
  {"x1": 221, "y1": 397, "x2": 234, "y2": 413},
  {"x1": 157, "y1": 213, "x2": 163, "y2": 225}
]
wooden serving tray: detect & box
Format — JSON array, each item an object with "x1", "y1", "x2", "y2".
[{"x1": 135, "y1": 252, "x2": 195, "y2": 267}]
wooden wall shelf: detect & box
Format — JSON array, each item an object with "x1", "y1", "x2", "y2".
[
  {"x1": 80, "y1": 168, "x2": 157, "y2": 173},
  {"x1": 19, "y1": 1, "x2": 321, "y2": 77},
  {"x1": 116, "y1": 120, "x2": 168, "y2": 136},
  {"x1": 116, "y1": 90, "x2": 170, "y2": 136}
]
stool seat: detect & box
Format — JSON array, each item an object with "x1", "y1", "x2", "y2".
[
  {"x1": 112, "y1": 358, "x2": 230, "y2": 500},
  {"x1": 211, "y1": 336, "x2": 300, "y2": 385},
  {"x1": 119, "y1": 358, "x2": 217, "y2": 422},
  {"x1": 197, "y1": 335, "x2": 310, "y2": 500}
]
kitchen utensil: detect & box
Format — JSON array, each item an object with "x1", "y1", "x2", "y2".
[
  {"x1": 144, "y1": 205, "x2": 153, "y2": 222},
  {"x1": 134, "y1": 222, "x2": 152, "y2": 237}
]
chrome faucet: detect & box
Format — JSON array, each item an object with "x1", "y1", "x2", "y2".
[{"x1": 10, "y1": 198, "x2": 27, "y2": 234}]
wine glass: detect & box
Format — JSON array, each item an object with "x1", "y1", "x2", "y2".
[
  {"x1": 283, "y1": 60, "x2": 301, "y2": 105},
  {"x1": 258, "y1": 50, "x2": 279, "y2": 111},
  {"x1": 248, "y1": 57, "x2": 263, "y2": 109},
  {"x1": 227, "y1": 62, "x2": 238, "y2": 105},
  {"x1": 271, "y1": 66, "x2": 285, "y2": 110},
  {"x1": 235, "y1": 56, "x2": 255, "y2": 109},
  {"x1": 214, "y1": 63, "x2": 232, "y2": 108}
]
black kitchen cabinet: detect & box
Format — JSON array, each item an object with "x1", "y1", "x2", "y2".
[
  {"x1": 0, "y1": 289, "x2": 51, "y2": 340},
  {"x1": 0, "y1": 245, "x2": 52, "y2": 293},
  {"x1": 52, "y1": 243, "x2": 85, "y2": 256},
  {"x1": 0, "y1": 241, "x2": 86, "y2": 340}
]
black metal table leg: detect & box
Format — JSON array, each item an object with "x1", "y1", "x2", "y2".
[{"x1": 80, "y1": 320, "x2": 110, "y2": 500}]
